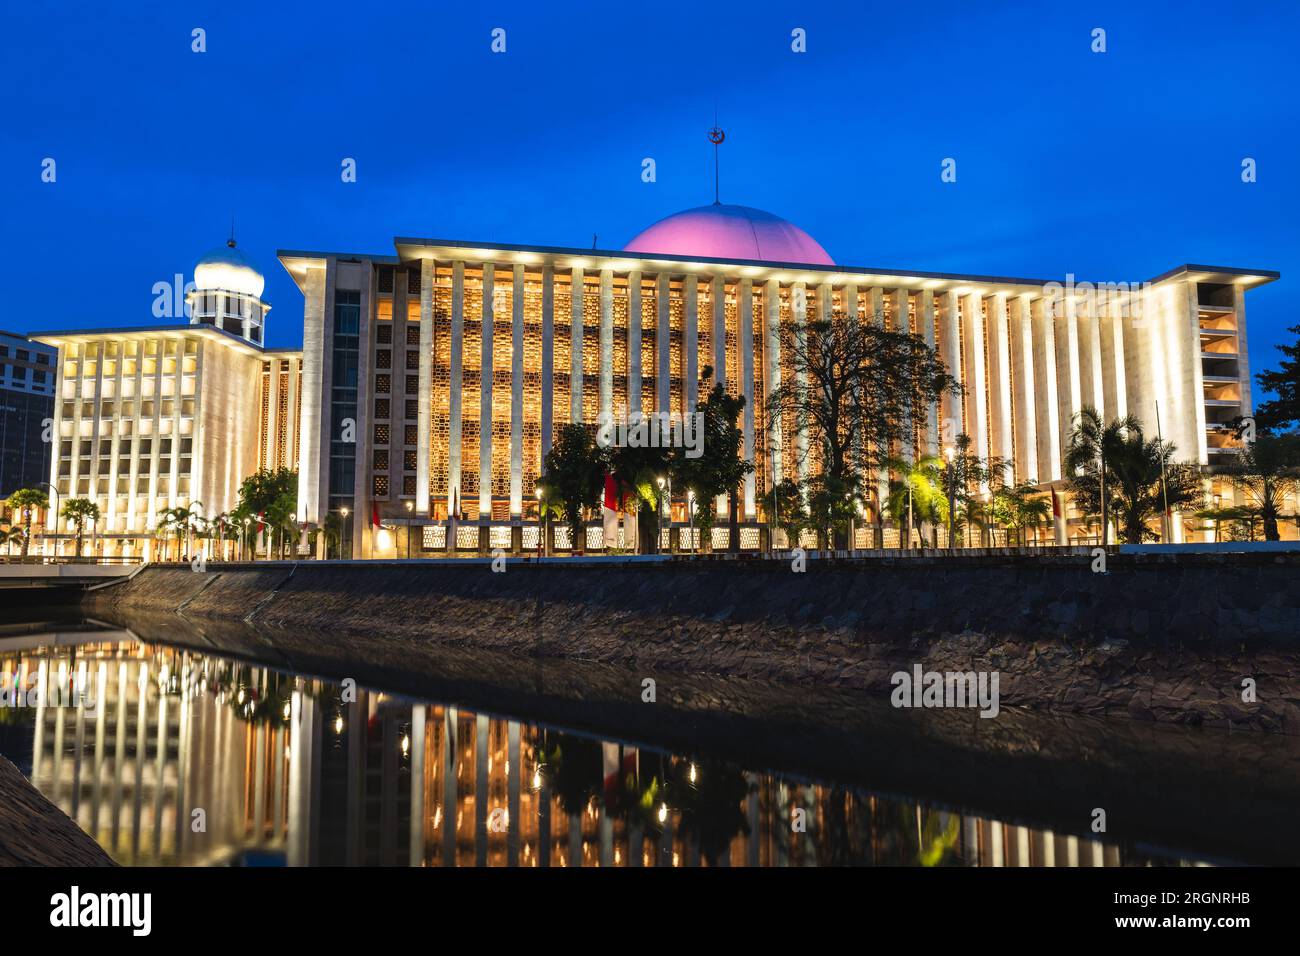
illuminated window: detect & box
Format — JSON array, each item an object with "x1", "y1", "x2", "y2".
[
  {"x1": 374, "y1": 398, "x2": 390, "y2": 419},
  {"x1": 374, "y1": 424, "x2": 389, "y2": 444},
  {"x1": 373, "y1": 450, "x2": 388, "y2": 470},
  {"x1": 375, "y1": 374, "x2": 391, "y2": 393},
  {"x1": 373, "y1": 475, "x2": 388, "y2": 497}
]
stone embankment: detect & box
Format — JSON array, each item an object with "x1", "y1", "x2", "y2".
[{"x1": 85, "y1": 552, "x2": 1300, "y2": 734}]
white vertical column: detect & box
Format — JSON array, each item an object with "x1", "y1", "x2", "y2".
[
  {"x1": 711, "y1": 274, "x2": 726, "y2": 386},
  {"x1": 843, "y1": 283, "x2": 858, "y2": 322},
  {"x1": 684, "y1": 275, "x2": 699, "y2": 408},
  {"x1": 627, "y1": 271, "x2": 642, "y2": 414},
  {"x1": 510, "y1": 263, "x2": 524, "y2": 518},
  {"x1": 570, "y1": 267, "x2": 584, "y2": 424},
  {"x1": 1060, "y1": 292, "x2": 1083, "y2": 434},
  {"x1": 892, "y1": 289, "x2": 913, "y2": 464},
  {"x1": 479, "y1": 265, "x2": 494, "y2": 518},
  {"x1": 920, "y1": 290, "x2": 939, "y2": 456},
  {"x1": 1032, "y1": 296, "x2": 1062, "y2": 482},
  {"x1": 1234, "y1": 284, "x2": 1253, "y2": 415},
  {"x1": 961, "y1": 292, "x2": 989, "y2": 466},
  {"x1": 416, "y1": 258, "x2": 434, "y2": 516},
  {"x1": 792, "y1": 281, "x2": 809, "y2": 483},
  {"x1": 1105, "y1": 287, "x2": 1128, "y2": 421},
  {"x1": 656, "y1": 274, "x2": 670, "y2": 413},
  {"x1": 764, "y1": 279, "x2": 782, "y2": 486},
  {"x1": 448, "y1": 261, "x2": 464, "y2": 516},
  {"x1": 1183, "y1": 280, "x2": 1210, "y2": 463},
  {"x1": 1083, "y1": 295, "x2": 1106, "y2": 416},
  {"x1": 817, "y1": 281, "x2": 832, "y2": 326},
  {"x1": 599, "y1": 268, "x2": 613, "y2": 421},
  {"x1": 1011, "y1": 295, "x2": 1039, "y2": 482},
  {"x1": 740, "y1": 278, "x2": 755, "y2": 516},
  {"x1": 940, "y1": 290, "x2": 962, "y2": 447},
  {"x1": 869, "y1": 287, "x2": 885, "y2": 328},
  {"x1": 540, "y1": 264, "x2": 554, "y2": 460},
  {"x1": 986, "y1": 292, "x2": 1014, "y2": 476}
]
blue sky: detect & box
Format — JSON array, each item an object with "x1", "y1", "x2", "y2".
[{"x1": 4, "y1": 0, "x2": 1297, "y2": 388}]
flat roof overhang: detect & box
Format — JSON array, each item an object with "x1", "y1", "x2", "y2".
[{"x1": 32, "y1": 323, "x2": 270, "y2": 358}]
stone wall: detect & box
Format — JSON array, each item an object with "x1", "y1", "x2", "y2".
[{"x1": 85, "y1": 552, "x2": 1300, "y2": 734}]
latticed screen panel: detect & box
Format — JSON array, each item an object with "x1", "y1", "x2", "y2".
[
  {"x1": 582, "y1": 281, "x2": 600, "y2": 425},
  {"x1": 612, "y1": 279, "x2": 628, "y2": 420},
  {"x1": 258, "y1": 366, "x2": 271, "y2": 470},
  {"x1": 751, "y1": 290, "x2": 767, "y2": 501},
  {"x1": 696, "y1": 282, "x2": 711, "y2": 398},
  {"x1": 553, "y1": 280, "x2": 572, "y2": 434},
  {"x1": 431, "y1": 271, "x2": 453, "y2": 501},
  {"x1": 461, "y1": 283, "x2": 482, "y2": 503},
  {"x1": 491, "y1": 268, "x2": 512, "y2": 499},
  {"x1": 640, "y1": 279, "x2": 657, "y2": 417},
  {"x1": 669, "y1": 284, "x2": 684, "y2": 415},
  {"x1": 778, "y1": 287, "x2": 799, "y2": 485},
  {"x1": 724, "y1": 284, "x2": 740, "y2": 401},
  {"x1": 275, "y1": 364, "x2": 290, "y2": 470},
  {"x1": 522, "y1": 272, "x2": 543, "y2": 499}
]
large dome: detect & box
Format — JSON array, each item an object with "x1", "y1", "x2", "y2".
[
  {"x1": 624, "y1": 203, "x2": 833, "y2": 266},
  {"x1": 194, "y1": 240, "x2": 265, "y2": 298}
]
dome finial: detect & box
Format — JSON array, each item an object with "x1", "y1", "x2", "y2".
[
  {"x1": 707, "y1": 123, "x2": 725, "y2": 206},
  {"x1": 228, "y1": 215, "x2": 236, "y2": 248}
]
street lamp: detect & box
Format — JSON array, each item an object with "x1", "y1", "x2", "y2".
[
  {"x1": 242, "y1": 516, "x2": 252, "y2": 562},
  {"x1": 535, "y1": 486, "x2": 547, "y2": 557},
  {"x1": 340, "y1": 507, "x2": 350, "y2": 561},
  {"x1": 655, "y1": 476, "x2": 665, "y2": 556},
  {"x1": 943, "y1": 446, "x2": 956, "y2": 551},
  {"x1": 686, "y1": 488, "x2": 696, "y2": 555},
  {"x1": 1213, "y1": 492, "x2": 1222, "y2": 543},
  {"x1": 405, "y1": 500, "x2": 414, "y2": 558},
  {"x1": 34, "y1": 481, "x2": 59, "y2": 561}
]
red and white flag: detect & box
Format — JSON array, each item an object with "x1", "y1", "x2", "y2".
[
  {"x1": 371, "y1": 502, "x2": 381, "y2": 530},
  {"x1": 602, "y1": 473, "x2": 619, "y2": 547},
  {"x1": 1051, "y1": 488, "x2": 1061, "y2": 518}
]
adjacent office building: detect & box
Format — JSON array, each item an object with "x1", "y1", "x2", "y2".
[{"x1": 0, "y1": 330, "x2": 57, "y2": 498}]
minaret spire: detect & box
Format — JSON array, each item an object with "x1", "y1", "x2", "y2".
[
  {"x1": 228, "y1": 215, "x2": 236, "y2": 248},
  {"x1": 707, "y1": 123, "x2": 725, "y2": 205}
]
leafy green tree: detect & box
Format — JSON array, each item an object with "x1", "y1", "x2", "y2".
[
  {"x1": 883, "y1": 454, "x2": 945, "y2": 548},
  {"x1": 5, "y1": 487, "x2": 48, "y2": 558},
  {"x1": 0, "y1": 525, "x2": 24, "y2": 556},
  {"x1": 1255, "y1": 324, "x2": 1300, "y2": 432},
  {"x1": 61, "y1": 498, "x2": 101, "y2": 558},
  {"x1": 1213, "y1": 432, "x2": 1300, "y2": 541},
  {"x1": 938, "y1": 433, "x2": 991, "y2": 547},
  {"x1": 236, "y1": 468, "x2": 297, "y2": 557},
  {"x1": 765, "y1": 313, "x2": 958, "y2": 548},
  {"x1": 541, "y1": 424, "x2": 603, "y2": 552},
  {"x1": 605, "y1": 434, "x2": 672, "y2": 554},
  {"x1": 671, "y1": 368, "x2": 751, "y2": 551},
  {"x1": 991, "y1": 482, "x2": 1052, "y2": 547},
  {"x1": 762, "y1": 477, "x2": 807, "y2": 549}
]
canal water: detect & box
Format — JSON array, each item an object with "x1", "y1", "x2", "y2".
[{"x1": 1, "y1": 617, "x2": 1295, "y2": 867}]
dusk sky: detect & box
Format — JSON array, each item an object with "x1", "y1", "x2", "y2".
[{"x1": 5, "y1": 1, "x2": 1297, "y2": 388}]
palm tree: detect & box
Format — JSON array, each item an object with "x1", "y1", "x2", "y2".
[
  {"x1": 157, "y1": 504, "x2": 201, "y2": 561},
  {"x1": 1106, "y1": 430, "x2": 1203, "y2": 543},
  {"x1": 61, "y1": 498, "x2": 101, "y2": 558},
  {"x1": 0, "y1": 526, "x2": 22, "y2": 557},
  {"x1": 1213, "y1": 433, "x2": 1300, "y2": 541},
  {"x1": 1065, "y1": 406, "x2": 1142, "y2": 546},
  {"x1": 5, "y1": 487, "x2": 48, "y2": 558},
  {"x1": 883, "y1": 454, "x2": 944, "y2": 548},
  {"x1": 991, "y1": 482, "x2": 1052, "y2": 547}
]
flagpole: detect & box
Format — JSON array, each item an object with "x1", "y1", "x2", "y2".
[{"x1": 1155, "y1": 400, "x2": 1171, "y2": 542}]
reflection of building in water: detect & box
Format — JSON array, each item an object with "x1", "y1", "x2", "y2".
[{"x1": 7, "y1": 638, "x2": 1172, "y2": 867}]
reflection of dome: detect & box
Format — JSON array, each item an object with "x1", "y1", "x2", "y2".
[
  {"x1": 194, "y1": 240, "x2": 265, "y2": 297},
  {"x1": 624, "y1": 203, "x2": 834, "y2": 265}
]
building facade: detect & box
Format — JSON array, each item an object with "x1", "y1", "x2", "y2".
[
  {"x1": 282, "y1": 203, "x2": 1278, "y2": 557},
  {"x1": 32, "y1": 241, "x2": 301, "y2": 559},
  {"x1": 20, "y1": 205, "x2": 1282, "y2": 559},
  {"x1": 0, "y1": 330, "x2": 56, "y2": 498}
]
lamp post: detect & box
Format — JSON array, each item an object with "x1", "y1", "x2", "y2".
[
  {"x1": 981, "y1": 489, "x2": 991, "y2": 549},
  {"x1": 35, "y1": 481, "x2": 59, "y2": 561},
  {"x1": 340, "y1": 507, "x2": 350, "y2": 561},
  {"x1": 943, "y1": 446, "x2": 956, "y2": 551},
  {"x1": 242, "y1": 516, "x2": 252, "y2": 562},
  {"x1": 1213, "y1": 492, "x2": 1222, "y2": 544},
  {"x1": 655, "y1": 477, "x2": 665, "y2": 555},
  {"x1": 405, "y1": 500, "x2": 414, "y2": 558},
  {"x1": 687, "y1": 488, "x2": 695, "y2": 555},
  {"x1": 536, "y1": 486, "x2": 546, "y2": 558}
]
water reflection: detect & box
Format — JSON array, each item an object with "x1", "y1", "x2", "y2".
[{"x1": 1, "y1": 633, "x2": 1197, "y2": 867}]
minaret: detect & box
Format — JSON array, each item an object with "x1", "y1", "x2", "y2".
[{"x1": 187, "y1": 233, "x2": 270, "y2": 345}]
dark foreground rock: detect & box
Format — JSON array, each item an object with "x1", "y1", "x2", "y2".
[
  {"x1": 85, "y1": 552, "x2": 1300, "y2": 734},
  {"x1": 0, "y1": 756, "x2": 115, "y2": 867}
]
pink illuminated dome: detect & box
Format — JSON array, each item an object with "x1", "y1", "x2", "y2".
[{"x1": 624, "y1": 203, "x2": 834, "y2": 266}]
